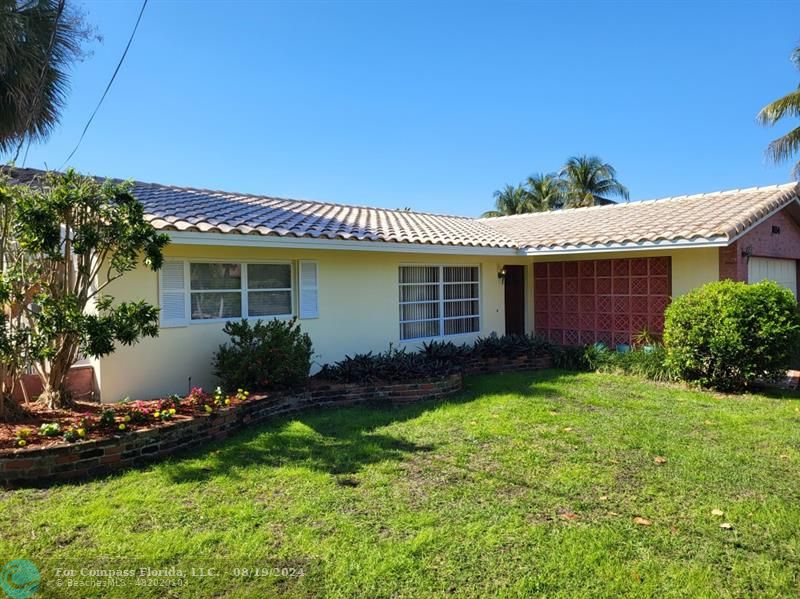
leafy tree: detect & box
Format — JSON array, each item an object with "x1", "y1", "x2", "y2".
[
  {"x1": 560, "y1": 155, "x2": 629, "y2": 208},
  {"x1": 525, "y1": 172, "x2": 566, "y2": 211},
  {"x1": 757, "y1": 45, "x2": 800, "y2": 179},
  {"x1": 482, "y1": 184, "x2": 534, "y2": 218},
  {"x1": 0, "y1": 179, "x2": 41, "y2": 419},
  {"x1": 0, "y1": 0, "x2": 97, "y2": 156},
  {"x1": 0, "y1": 169, "x2": 168, "y2": 410}
]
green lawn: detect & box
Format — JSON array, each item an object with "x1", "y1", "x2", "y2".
[{"x1": 1, "y1": 371, "x2": 799, "y2": 598}]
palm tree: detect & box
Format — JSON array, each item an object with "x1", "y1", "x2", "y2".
[
  {"x1": 757, "y1": 45, "x2": 800, "y2": 179},
  {"x1": 482, "y1": 184, "x2": 531, "y2": 217},
  {"x1": 525, "y1": 172, "x2": 566, "y2": 211},
  {"x1": 0, "y1": 1, "x2": 95, "y2": 157},
  {"x1": 560, "y1": 155, "x2": 629, "y2": 208}
]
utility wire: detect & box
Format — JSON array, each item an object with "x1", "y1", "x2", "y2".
[{"x1": 60, "y1": 0, "x2": 148, "y2": 170}]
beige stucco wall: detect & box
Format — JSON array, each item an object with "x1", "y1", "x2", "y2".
[
  {"x1": 96, "y1": 244, "x2": 533, "y2": 401},
  {"x1": 95, "y1": 244, "x2": 720, "y2": 402}
]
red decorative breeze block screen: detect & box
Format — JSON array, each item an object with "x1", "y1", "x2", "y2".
[{"x1": 533, "y1": 257, "x2": 672, "y2": 347}]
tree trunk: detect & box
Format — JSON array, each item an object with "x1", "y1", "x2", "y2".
[
  {"x1": 37, "y1": 340, "x2": 76, "y2": 410},
  {"x1": 0, "y1": 393, "x2": 27, "y2": 422}
]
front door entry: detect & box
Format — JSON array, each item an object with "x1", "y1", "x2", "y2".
[{"x1": 504, "y1": 265, "x2": 525, "y2": 335}]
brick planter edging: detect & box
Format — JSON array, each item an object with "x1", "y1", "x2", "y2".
[
  {"x1": 462, "y1": 353, "x2": 552, "y2": 375},
  {"x1": 0, "y1": 373, "x2": 463, "y2": 487}
]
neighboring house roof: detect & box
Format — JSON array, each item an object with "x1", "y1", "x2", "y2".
[
  {"x1": 479, "y1": 183, "x2": 800, "y2": 253},
  {"x1": 6, "y1": 168, "x2": 800, "y2": 254}
]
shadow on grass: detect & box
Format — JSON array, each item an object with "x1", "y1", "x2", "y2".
[{"x1": 163, "y1": 369, "x2": 582, "y2": 484}]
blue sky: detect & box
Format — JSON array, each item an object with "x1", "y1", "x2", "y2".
[{"x1": 19, "y1": 1, "x2": 800, "y2": 217}]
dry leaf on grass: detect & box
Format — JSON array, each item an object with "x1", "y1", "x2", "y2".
[
  {"x1": 653, "y1": 456, "x2": 667, "y2": 465},
  {"x1": 711, "y1": 509, "x2": 724, "y2": 517},
  {"x1": 719, "y1": 522, "x2": 734, "y2": 530},
  {"x1": 599, "y1": 495, "x2": 608, "y2": 501},
  {"x1": 633, "y1": 517, "x2": 652, "y2": 526},
  {"x1": 559, "y1": 512, "x2": 579, "y2": 521}
]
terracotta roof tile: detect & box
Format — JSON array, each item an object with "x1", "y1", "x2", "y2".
[
  {"x1": 126, "y1": 182, "x2": 519, "y2": 249},
  {"x1": 479, "y1": 183, "x2": 800, "y2": 251},
  {"x1": 6, "y1": 168, "x2": 799, "y2": 253}
]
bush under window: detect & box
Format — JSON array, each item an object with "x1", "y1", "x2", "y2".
[
  {"x1": 663, "y1": 280, "x2": 800, "y2": 391},
  {"x1": 213, "y1": 318, "x2": 313, "y2": 392}
]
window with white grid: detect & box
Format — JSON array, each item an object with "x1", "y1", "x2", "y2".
[
  {"x1": 247, "y1": 263, "x2": 292, "y2": 317},
  {"x1": 173, "y1": 262, "x2": 297, "y2": 322},
  {"x1": 190, "y1": 263, "x2": 243, "y2": 320},
  {"x1": 399, "y1": 265, "x2": 480, "y2": 340}
]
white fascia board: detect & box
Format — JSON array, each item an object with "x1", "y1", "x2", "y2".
[
  {"x1": 727, "y1": 197, "x2": 800, "y2": 245},
  {"x1": 166, "y1": 231, "x2": 523, "y2": 257},
  {"x1": 522, "y1": 237, "x2": 730, "y2": 256}
]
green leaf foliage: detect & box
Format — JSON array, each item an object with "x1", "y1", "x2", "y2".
[
  {"x1": 663, "y1": 280, "x2": 800, "y2": 391},
  {"x1": 0, "y1": 169, "x2": 168, "y2": 410},
  {"x1": 213, "y1": 318, "x2": 313, "y2": 392}
]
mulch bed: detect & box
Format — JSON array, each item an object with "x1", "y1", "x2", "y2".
[{"x1": 0, "y1": 391, "x2": 258, "y2": 452}]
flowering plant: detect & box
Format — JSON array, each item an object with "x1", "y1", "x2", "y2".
[
  {"x1": 15, "y1": 427, "x2": 32, "y2": 447},
  {"x1": 99, "y1": 409, "x2": 116, "y2": 428},
  {"x1": 154, "y1": 399, "x2": 177, "y2": 421},
  {"x1": 39, "y1": 422, "x2": 61, "y2": 437},
  {"x1": 76, "y1": 413, "x2": 96, "y2": 432},
  {"x1": 63, "y1": 426, "x2": 85, "y2": 443},
  {"x1": 120, "y1": 401, "x2": 154, "y2": 424}
]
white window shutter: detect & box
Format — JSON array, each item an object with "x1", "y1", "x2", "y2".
[
  {"x1": 298, "y1": 261, "x2": 319, "y2": 319},
  {"x1": 160, "y1": 261, "x2": 187, "y2": 326}
]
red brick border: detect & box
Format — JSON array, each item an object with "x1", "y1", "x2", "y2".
[
  {"x1": 0, "y1": 373, "x2": 463, "y2": 487},
  {"x1": 462, "y1": 354, "x2": 552, "y2": 375}
]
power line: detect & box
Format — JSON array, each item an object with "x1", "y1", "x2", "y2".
[{"x1": 60, "y1": 0, "x2": 148, "y2": 170}]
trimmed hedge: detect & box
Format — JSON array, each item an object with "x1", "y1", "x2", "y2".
[
  {"x1": 317, "y1": 333, "x2": 553, "y2": 384},
  {"x1": 663, "y1": 280, "x2": 800, "y2": 391}
]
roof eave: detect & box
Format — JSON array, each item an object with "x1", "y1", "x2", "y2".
[
  {"x1": 166, "y1": 230, "x2": 524, "y2": 256},
  {"x1": 521, "y1": 237, "x2": 730, "y2": 256}
]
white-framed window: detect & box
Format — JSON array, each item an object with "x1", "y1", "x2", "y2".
[
  {"x1": 160, "y1": 260, "x2": 318, "y2": 326},
  {"x1": 399, "y1": 265, "x2": 480, "y2": 340}
]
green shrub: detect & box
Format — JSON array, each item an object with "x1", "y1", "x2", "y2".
[
  {"x1": 420, "y1": 340, "x2": 470, "y2": 364},
  {"x1": 317, "y1": 346, "x2": 456, "y2": 384},
  {"x1": 472, "y1": 333, "x2": 552, "y2": 358},
  {"x1": 213, "y1": 318, "x2": 313, "y2": 392},
  {"x1": 317, "y1": 334, "x2": 554, "y2": 384},
  {"x1": 596, "y1": 346, "x2": 676, "y2": 382},
  {"x1": 664, "y1": 280, "x2": 800, "y2": 391},
  {"x1": 553, "y1": 345, "x2": 593, "y2": 371}
]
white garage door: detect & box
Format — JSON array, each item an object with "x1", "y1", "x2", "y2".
[{"x1": 748, "y1": 257, "x2": 797, "y2": 298}]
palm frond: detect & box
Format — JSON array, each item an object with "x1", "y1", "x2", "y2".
[
  {"x1": 757, "y1": 89, "x2": 800, "y2": 124},
  {"x1": 0, "y1": 0, "x2": 96, "y2": 154},
  {"x1": 765, "y1": 125, "x2": 800, "y2": 166},
  {"x1": 560, "y1": 155, "x2": 629, "y2": 207},
  {"x1": 525, "y1": 172, "x2": 566, "y2": 211}
]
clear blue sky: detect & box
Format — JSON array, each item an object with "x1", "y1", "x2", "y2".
[{"x1": 20, "y1": 0, "x2": 800, "y2": 217}]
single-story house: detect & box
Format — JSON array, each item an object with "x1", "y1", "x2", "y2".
[{"x1": 13, "y1": 169, "x2": 800, "y2": 401}]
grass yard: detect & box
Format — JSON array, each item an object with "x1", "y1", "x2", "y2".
[{"x1": 1, "y1": 370, "x2": 799, "y2": 598}]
